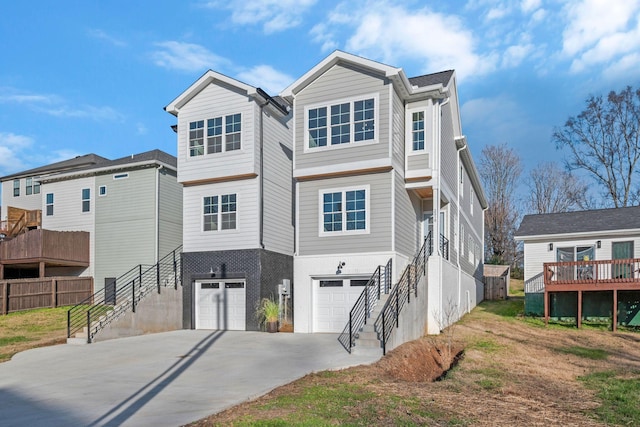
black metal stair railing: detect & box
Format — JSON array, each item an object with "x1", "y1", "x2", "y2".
[
  {"x1": 375, "y1": 233, "x2": 431, "y2": 355},
  {"x1": 338, "y1": 258, "x2": 392, "y2": 353},
  {"x1": 67, "y1": 245, "x2": 182, "y2": 343}
]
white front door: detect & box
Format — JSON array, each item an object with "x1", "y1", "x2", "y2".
[
  {"x1": 195, "y1": 280, "x2": 246, "y2": 330},
  {"x1": 313, "y1": 278, "x2": 369, "y2": 333}
]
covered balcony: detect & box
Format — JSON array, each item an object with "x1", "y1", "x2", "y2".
[{"x1": 543, "y1": 258, "x2": 640, "y2": 330}]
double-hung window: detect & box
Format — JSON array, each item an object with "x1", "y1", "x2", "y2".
[
  {"x1": 190, "y1": 113, "x2": 241, "y2": 157},
  {"x1": 307, "y1": 96, "x2": 376, "y2": 149},
  {"x1": 412, "y1": 111, "x2": 425, "y2": 150},
  {"x1": 13, "y1": 179, "x2": 19, "y2": 197},
  {"x1": 320, "y1": 186, "x2": 369, "y2": 235},
  {"x1": 82, "y1": 188, "x2": 91, "y2": 213},
  {"x1": 46, "y1": 193, "x2": 54, "y2": 216},
  {"x1": 203, "y1": 193, "x2": 237, "y2": 231}
]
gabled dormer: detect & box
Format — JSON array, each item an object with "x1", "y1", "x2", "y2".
[{"x1": 165, "y1": 70, "x2": 289, "y2": 185}]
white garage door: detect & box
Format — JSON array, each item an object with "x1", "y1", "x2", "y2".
[
  {"x1": 313, "y1": 278, "x2": 370, "y2": 333},
  {"x1": 195, "y1": 280, "x2": 246, "y2": 330}
]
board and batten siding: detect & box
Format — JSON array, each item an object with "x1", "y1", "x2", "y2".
[
  {"x1": 41, "y1": 176, "x2": 95, "y2": 278},
  {"x1": 176, "y1": 82, "x2": 256, "y2": 183},
  {"x1": 158, "y1": 169, "x2": 183, "y2": 258},
  {"x1": 182, "y1": 178, "x2": 259, "y2": 253},
  {"x1": 297, "y1": 171, "x2": 392, "y2": 256},
  {"x1": 394, "y1": 170, "x2": 420, "y2": 258},
  {"x1": 94, "y1": 168, "x2": 157, "y2": 290},
  {"x1": 261, "y1": 107, "x2": 294, "y2": 255},
  {"x1": 1, "y1": 179, "x2": 43, "y2": 220},
  {"x1": 294, "y1": 64, "x2": 391, "y2": 170}
]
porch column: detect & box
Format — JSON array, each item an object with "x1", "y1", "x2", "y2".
[
  {"x1": 39, "y1": 261, "x2": 45, "y2": 278},
  {"x1": 544, "y1": 290, "x2": 549, "y2": 326},
  {"x1": 577, "y1": 291, "x2": 582, "y2": 329},
  {"x1": 613, "y1": 290, "x2": 618, "y2": 332}
]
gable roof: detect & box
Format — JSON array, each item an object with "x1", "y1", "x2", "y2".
[
  {"x1": 280, "y1": 50, "x2": 451, "y2": 101},
  {"x1": 515, "y1": 206, "x2": 640, "y2": 239},
  {"x1": 0, "y1": 154, "x2": 109, "y2": 181}
]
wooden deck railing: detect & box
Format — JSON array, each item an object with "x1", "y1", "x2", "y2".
[
  {"x1": 0, "y1": 229, "x2": 90, "y2": 265},
  {"x1": 544, "y1": 258, "x2": 640, "y2": 289}
]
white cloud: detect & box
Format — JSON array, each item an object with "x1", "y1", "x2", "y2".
[
  {"x1": 236, "y1": 65, "x2": 294, "y2": 94},
  {"x1": 502, "y1": 43, "x2": 534, "y2": 67},
  {"x1": 205, "y1": 0, "x2": 317, "y2": 34},
  {"x1": 486, "y1": 6, "x2": 510, "y2": 21},
  {"x1": 0, "y1": 133, "x2": 33, "y2": 174},
  {"x1": 521, "y1": 0, "x2": 541, "y2": 13},
  {"x1": 562, "y1": 0, "x2": 640, "y2": 57},
  {"x1": 87, "y1": 29, "x2": 127, "y2": 47},
  {"x1": 152, "y1": 41, "x2": 228, "y2": 72},
  {"x1": 340, "y1": 4, "x2": 497, "y2": 80}
]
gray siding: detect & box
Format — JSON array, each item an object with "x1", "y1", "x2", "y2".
[
  {"x1": 391, "y1": 89, "x2": 405, "y2": 170},
  {"x1": 440, "y1": 102, "x2": 457, "y2": 193},
  {"x1": 394, "y1": 171, "x2": 420, "y2": 257},
  {"x1": 294, "y1": 64, "x2": 391, "y2": 170},
  {"x1": 94, "y1": 168, "x2": 157, "y2": 289},
  {"x1": 407, "y1": 153, "x2": 429, "y2": 171},
  {"x1": 261, "y1": 105, "x2": 294, "y2": 255},
  {"x1": 449, "y1": 202, "x2": 459, "y2": 265},
  {"x1": 297, "y1": 171, "x2": 392, "y2": 256},
  {"x1": 158, "y1": 168, "x2": 183, "y2": 257}
]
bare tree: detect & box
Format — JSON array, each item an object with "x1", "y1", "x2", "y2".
[
  {"x1": 525, "y1": 162, "x2": 589, "y2": 214},
  {"x1": 553, "y1": 86, "x2": 640, "y2": 208},
  {"x1": 479, "y1": 143, "x2": 522, "y2": 265}
]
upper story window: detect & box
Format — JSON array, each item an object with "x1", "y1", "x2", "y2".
[
  {"x1": 307, "y1": 96, "x2": 376, "y2": 149},
  {"x1": 25, "y1": 177, "x2": 40, "y2": 195},
  {"x1": 99, "y1": 185, "x2": 107, "y2": 196},
  {"x1": 412, "y1": 112, "x2": 425, "y2": 151},
  {"x1": 13, "y1": 179, "x2": 19, "y2": 197},
  {"x1": 203, "y1": 193, "x2": 237, "y2": 231},
  {"x1": 82, "y1": 188, "x2": 91, "y2": 213},
  {"x1": 319, "y1": 186, "x2": 369, "y2": 235},
  {"x1": 46, "y1": 193, "x2": 54, "y2": 216},
  {"x1": 190, "y1": 113, "x2": 242, "y2": 157}
]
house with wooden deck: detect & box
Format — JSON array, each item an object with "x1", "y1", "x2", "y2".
[
  {"x1": 281, "y1": 51, "x2": 487, "y2": 338},
  {"x1": 165, "y1": 71, "x2": 294, "y2": 332},
  {"x1": 0, "y1": 150, "x2": 182, "y2": 300},
  {"x1": 515, "y1": 206, "x2": 640, "y2": 330}
]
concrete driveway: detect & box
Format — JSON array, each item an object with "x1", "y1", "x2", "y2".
[{"x1": 0, "y1": 331, "x2": 381, "y2": 426}]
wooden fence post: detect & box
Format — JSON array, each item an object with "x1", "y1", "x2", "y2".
[
  {"x1": 1, "y1": 282, "x2": 6, "y2": 315},
  {"x1": 51, "y1": 278, "x2": 57, "y2": 308}
]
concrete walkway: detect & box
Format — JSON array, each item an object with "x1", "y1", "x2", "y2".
[{"x1": 0, "y1": 331, "x2": 381, "y2": 426}]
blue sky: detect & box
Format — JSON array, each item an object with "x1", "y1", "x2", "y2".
[{"x1": 1, "y1": 0, "x2": 639, "y2": 186}]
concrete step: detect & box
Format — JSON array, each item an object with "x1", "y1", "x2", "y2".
[
  {"x1": 356, "y1": 330, "x2": 379, "y2": 341},
  {"x1": 355, "y1": 338, "x2": 382, "y2": 348},
  {"x1": 66, "y1": 337, "x2": 88, "y2": 345}
]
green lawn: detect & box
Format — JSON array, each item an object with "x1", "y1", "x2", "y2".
[{"x1": 0, "y1": 307, "x2": 68, "y2": 362}]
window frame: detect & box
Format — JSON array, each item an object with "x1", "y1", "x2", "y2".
[
  {"x1": 45, "y1": 193, "x2": 54, "y2": 216},
  {"x1": 318, "y1": 185, "x2": 370, "y2": 236},
  {"x1": 25, "y1": 177, "x2": 40, "y2": 195},
  {"x1": 13, "y1": 179, "x2": 20, "y2": 197},
  {"x1": 81, "y1": 188, "x2": 91, "y2": 213},
  {"x1": 304, "y1": 94, "x2": 378, "y2": 152},
  {"x1": 99, "y1": 185, "x2": 107, "y2": 196},
  {"x1": 411, "y1": 111, "x2": 425, "y2": 151},
  {"x1": 203, "y1": 193, "x2": 237, "y2": 232},
  {"x1": 189, "y1": 113, "x2": 242, "y2": 158}
]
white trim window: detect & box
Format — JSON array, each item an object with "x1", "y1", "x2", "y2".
[
  {"x1": 81, "y1": 188, "x2": 91, "y2": 213},
  {"x1": 13, "y1": 179, "x2": 19, "y2": 197},
  {"x1": 46, "y1": 193, "x2": 54, "y2": 216},
  {"x1": 190, "y1": 113, "x2": 242, "y2": 157},
  {"x1": 25, "y1": 177, "x2": 40, "y2": 195},
  {"x1": 99, "y1": 185, "x2": 107, "y2": 196},
  {"x1": 412, "y1": 111, "x2": 425, "y2": 151},
  {"x1": 306, "y1": 95, "x2": 377, "y2": 149},
  {"x1": 319, "y1": 185, "x2": 369, "y2": 235},
  {"x1": 203, "y1": 193, "x2": 237, "y2": 231}
]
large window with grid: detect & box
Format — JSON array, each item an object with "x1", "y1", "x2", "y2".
[
  {"x1": 306, "y1": 96, "x2": 376, "y2": 149},
  {"x1": 412, "y1": 111, "x2": 425, "y2": 150},
  {"x1": 189, "y1": 113, "x2": 242, "y2": 157},
  {"x1": 320, "y1": 186, "x2": 369, "y2": 235},
  {"x1": 203, "y1": 193, "x2": 237, "y2": 231},
  {"x1": 81, "y1": 188, "x2": 91, "y2": 213}
]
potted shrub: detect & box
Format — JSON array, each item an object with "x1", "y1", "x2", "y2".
[{"x1": 256, "y1": 297, "x2": 279, "y2": 333}]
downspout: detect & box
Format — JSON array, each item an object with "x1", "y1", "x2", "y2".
[
  {"x1": 456, "y1": 141, "x2": 466, "y2": 310},
  {"x1": 259, "y1": 100, "x2": 268, "y2": 250},
  {"x1": 155, "y1": 165, "x2": 161, "y2": 263},
  {"x1": 437, "y1": 97, "x2": 450, "y2": 324}
]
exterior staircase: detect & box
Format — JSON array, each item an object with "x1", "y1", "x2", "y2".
[
  {"x1": 352, "y1": 293, "x2": 389, "y2": 349},
  {"x1": 67, "y1": 246, "x2": 182, "y2": 344}
]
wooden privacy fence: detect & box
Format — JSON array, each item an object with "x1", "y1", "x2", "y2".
[{"x1": 0, "y1": 277, "x2": 93, "y2": 315}]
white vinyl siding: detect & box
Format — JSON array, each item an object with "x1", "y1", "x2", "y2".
[
  {"x1": 1, "y1": 180, "x2": 42, "y2": 220},
  {"x1": 294, "y1": 64, "x2": 390, "y2": 171},
  {"x1": 177, "y1": 83, "x2": 256, "y2": 183},
  {"x1": 394, "y1": 170, "x2": 421, "y2": 257},
  {"x1": 183, "y1": 179, "x2": 259, "y2": 252},
  {"x1": 157, "y1": 169, "x2": 183, "y2": 258}
]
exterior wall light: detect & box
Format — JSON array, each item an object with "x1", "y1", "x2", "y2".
[
  {"x1": 596, "y1": 240, "x2": 601, "y2": 249},
  {"x1": 548, "y1": 243, "x2": 553, "y2": 251}
]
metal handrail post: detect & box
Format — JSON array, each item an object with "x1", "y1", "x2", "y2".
[
  {"x1": 157, "y1": 262, "x2": 161, "y2": 294},
  {"x1": 132, "y1": 279, "x2": 136, "y2": 313},
  {"x1": 86, "y1": 311, "x2": 91, "y2": 344}
]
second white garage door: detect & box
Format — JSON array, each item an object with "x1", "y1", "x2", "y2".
[
  {"x1": 195, "y1": 280, "x2": 246, "y2": 330},
  {"x1": 313, "y1": 278, "x2": 370, "y2": 333}
]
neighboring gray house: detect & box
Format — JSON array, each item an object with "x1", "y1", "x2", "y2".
[
  {"x1": 0, "y1": 150, "x2": 182, "y2": 291},
  {"x1": 516, "y1": 207, "x2": 640, "y2": 328},
  {"x1": 281, "y1": 51, "x2": 487, "y2": 334},
  {"x1": 165, "y1": 71, "x2": 294, "y2": 331}
]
